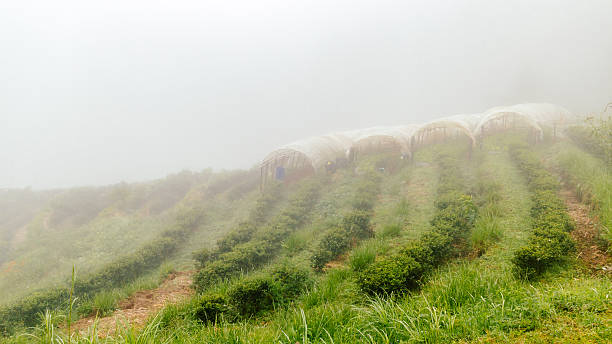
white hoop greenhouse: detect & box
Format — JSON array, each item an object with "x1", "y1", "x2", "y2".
[{"x1": 260, "y1": 103, "x2": 573, "y2": 186}]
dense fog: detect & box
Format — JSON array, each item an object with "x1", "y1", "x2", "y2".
[{"x1": 1, "y1": 0, "x2": 611, "y2": 188}]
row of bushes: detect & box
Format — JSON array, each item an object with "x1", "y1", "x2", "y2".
[
  {"x1": 193, "y1": 185, "x2": 281, "y2": 269},
  {"x1": 565, "y1": 123, "x2": 611, "y2": 164},
  {"x1": 162, "y1": 264, "x2": 313, "y2": 327},
  {"x1": 310, "y1": 173, "x2": 380, "y2": 271},
  {"x1": 0, "y1": 206, "x2": 205, "y2": 335},
  {"x1": 358, "y1": 154, "x2": 477, "y2": 295},
  {"x1": 193, "y1": 181, "x2": 321, "y2": 292},
  {"x1": 509, "y1": 144, "x2": 575, "y2": 279}
]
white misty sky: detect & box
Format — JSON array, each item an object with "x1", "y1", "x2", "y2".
[{"x1": 1, "y1": 0, "x2": 611, "y2": 189}]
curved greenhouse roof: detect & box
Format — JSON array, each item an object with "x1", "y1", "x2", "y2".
[
  {"x1": 474, "y1": 103, "x2": 572, "y2": 138},
  {"x1": 349, "y1": 125, "x2": 420, "y2": 154},
  {"x1": 260, "y1": 103, "x2": 572, "y2": 183},
  {"x1": 412, "y1": 114, "x2": 480, "y2": 146}
]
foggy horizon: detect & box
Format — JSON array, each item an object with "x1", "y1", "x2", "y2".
[{"x1": 2, "y1": 0, "x2": 611, "y2": 189}]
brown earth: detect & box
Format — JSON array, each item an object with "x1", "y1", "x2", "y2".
[
  {"x1": 71, "y1": 270, "x2": 194, "y2": 337},
  {"x1": 560, "y1": 187, "x2": 611, "y2": 273}
]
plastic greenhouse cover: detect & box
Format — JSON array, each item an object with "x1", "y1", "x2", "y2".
[{"x1": 262, "y1": 103, "x2": 572, "y2": 170}]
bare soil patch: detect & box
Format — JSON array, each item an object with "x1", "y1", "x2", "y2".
[
  {"x1": 560, "y1": 187, "x2": 611, "y2": 273},
  {"x1": 71, "y1": 270, "x2": 194, "y2": 337}
]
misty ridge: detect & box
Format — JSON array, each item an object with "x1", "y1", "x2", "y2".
[{"x1": 0, "y1": 1, "x2": 611, "y2": 343}]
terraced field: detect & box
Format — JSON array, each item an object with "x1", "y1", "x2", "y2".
[{"x1": 1, "y1": 131, "x2": 610, "y2": 344}]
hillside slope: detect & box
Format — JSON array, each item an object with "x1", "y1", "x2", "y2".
[{"x1": 1, "y1": 132, "x2": 610, "y2": 343}]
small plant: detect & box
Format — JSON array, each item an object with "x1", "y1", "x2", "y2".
[
  {"x1": 282, "y1": 231, "x2": 309, "y2": 255},
  {"x1": 311, "y1": 227, "x2": 350, "y2": 271},
  {"x1": 380, "y1": 223, "x2": 402, "y2": 238},
  {"x1": 470, "y1": 215, "x2": 502, "y2": 255},
  {"x1": 79, "y1": 290, "x2": 118, "y2": 317},
  {"x1": 349, "y1": 241, "x2": 379, "y2": 272}
]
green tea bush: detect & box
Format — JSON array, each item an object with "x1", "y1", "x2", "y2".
[
  {"x1": 215, "y1": 221, "x2": 257, "y2": 254},
  {"x1": 158, "y1": 292, "x2": 235, "y2": 328},
  {"x1": 358, "y1": 254, "x2": 423, "y2": 295},
  {"x1": 309, "y1": 173, "x2": 380, "y2": 271},
  {"x1": 192, "y1": 248, "x2": 213, "y2": 269},
  {"x1": 512, "y1": 230, "x2": 575, "y2": 279},
  {"x1": 193, "y1": 181, "x2": 320, "y2": 292},
  {"x1": 358, "y1": 154, "x2": 477, "y2": 295},
  {"x1": 270, "y1": 264, "x2": 314, "y2": 299},
  {"x1": 193, "y1": 293, "x2": 235, "y2": 324},
  {"x1": 311, "y1": 227, "x2": 351, "y2": 271},
  {"x1": 509, "y1": 145, "x2": 576, "y2": 279},
  {"x1": 228, "y1": 275, "x2": 279, "y2": 317},
  {"x1": 342, "y1": 210, "x2": 375, "y2": 240}
]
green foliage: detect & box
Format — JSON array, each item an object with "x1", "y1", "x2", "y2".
[
  {"x1": 310, "y1": 174, "x2": 380, "y2": 271},
  {"x1": 192, "y1": 247, "x2": 213, "y2": 269},
  {"x1": 193, "y1": 293, "x2": 235, "y2": 324},
  {"x1": 311, "y1": 227, "x2": 351, "y2": 271},
  {"x1": 358, "y1": 154, "x2": 476, "y2": 295},
  {"x1": 348, "y1": 240, "x2": 380, "y2": 272},
  {"x1": 380, "y1": 223, "x2": 401, "y2": 238},
  {"x1": 509, "y1": 145, "x2": 576, "y2": 279},
  {"x1": 228, "y1": 275, "x2": 280, "y2": 317},
  {"x1": 565, "y1": 116, "x2": 611, "y2": 164},
  {"x1": 469, "y1": 177, "x2": 503, "y2": 255},
  {"x1": 0, "y1": 206, "x2": 204, "y2": 334},
  {"x1": 358, "y1": 254, "x2": 423, "y2": 295},
  {"x1": 270, "y1": 264, "x2": 314, "y2": 300},
  {"x1": 342, "y1": 210, "x2": 375, "y2": 240},
  {"x1": 282, "y1": 230, "x2": 309, "y2": 255},
  {"x1": 215, "y1": 221, "x2": 257, "y2": 254},
  {"x1": 470, "y1": 214, "x2": 502, "y2": 255},
  {"x1": 78, "y1": 290, "x2": 117, "y2": 317},
  {"x1": 555, "y1": 143, "x2": 612, "y2": 246},
  {"x1": 193, "y1": 181, "x2": 320, "y2": 293}
]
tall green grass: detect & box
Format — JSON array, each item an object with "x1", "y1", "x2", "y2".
[
  {"x1": 348, "y1": 239, "x2": 383, "y2": 272},
  {"x1": 555, "y1": 143, "x2": 612, "y2": 245}
]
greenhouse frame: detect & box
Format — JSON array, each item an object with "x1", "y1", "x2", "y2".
[{"x1": 260, "y1": 103, "x2": 573, "y2": 187}]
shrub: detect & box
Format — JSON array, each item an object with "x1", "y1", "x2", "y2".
[
  {"x1": 342, "y1": 210, "x2": 374, "y2": 240},
  {"x1": 358, "y1": 152, "x2": 477, "y2": 295},
  {"x1": 193, "y1": 293, "x2": 235, "y2": 324},
  {"x1": 509, "y1": 145, "x2": 577, "y2": 278},
  {"x1": 216, "y1": 221, "x2": 257, "y2": 254},
  {"x1": 358, "y1": 254, "x2": 423, "y2": 295},
  {"x1": 192, "y1": 248, "x2": 213, "y2": 269},
  {"x1": 271, "y1": 264, "x2": 313, "y2": 299},
  {"x1": 228, "y1": 275, "x2": 279, "y2": 317},
  {"x1": 311, "y1": 227, "x2": 350, "y2": 271},
  {"x1": 193, "y1": 181, "x2": 321, "y2": 292}
]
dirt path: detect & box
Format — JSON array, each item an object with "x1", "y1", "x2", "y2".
[
  {"x1": 71, "y1": 270, "x2": 194, "y2": 337},
  {"x1": 559, "y1": 187, "x2": 611, "y2": 273}
]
